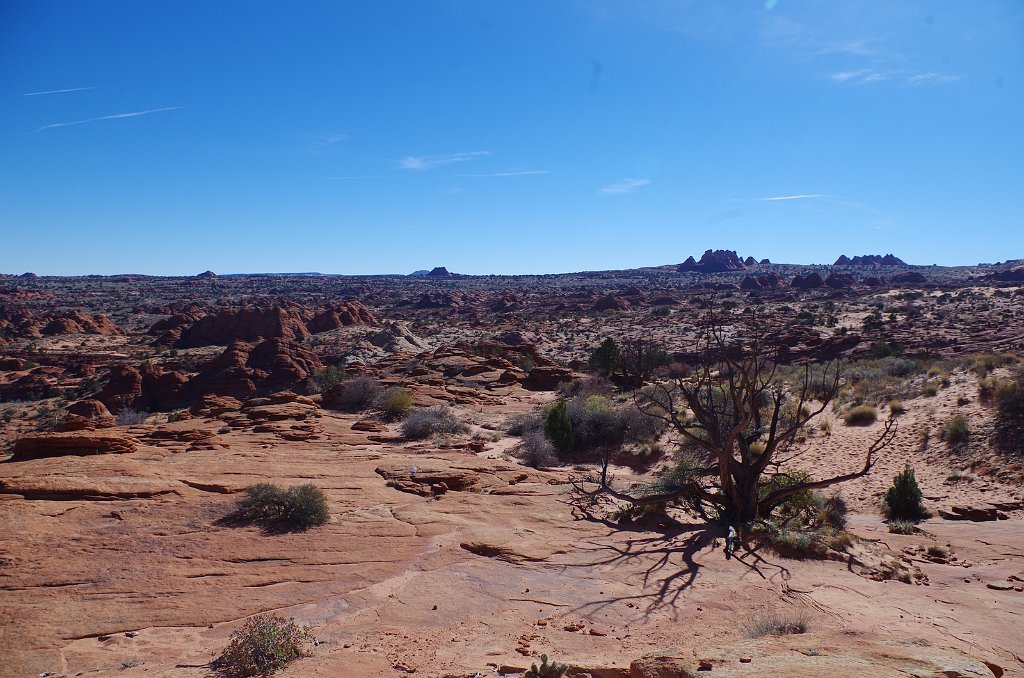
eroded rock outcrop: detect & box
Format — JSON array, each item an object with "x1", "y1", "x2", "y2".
[
  {"x1": 11, "y1": 431, "x2": 137, "y2": 461},
  {"x1": 177, "y1": 306, "x2": 310, "y2": 348}
]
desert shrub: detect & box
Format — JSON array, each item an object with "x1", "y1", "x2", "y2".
[
  {"x1": 324, "y1": 376, "x2": 381, "y2": 412},
  {"x1": 505, "y1": 411, "x2": 544, "y2": 436},
  {"x1": 819, "y1": 420, "x2": 832, "y2": 436},
  {"x1": 376, "y1": 387, "x2": 413, "y2": 420},
  {"x1": 235, "y1": 483, "x2": 330, "y2": 531},
  {"x1": 946, "y1": 468, "x2": 974, "y2": 483},
  {"x1": 744, "y1": 611, "x2": 809, "y2": 638},
  {"x1": 926, "y1": 545, "x2": 948, "y2": 559},
  {"x1": 813, "y1": 493, "x2": 849, "y2": 531},
  {"x1": 559, "y1": 376, "x2": 615, "y2": 399},
  {"x1": 884, "y1": 465, "x2": 928, "y2": 521},
  {"x1": 116, "y1": 407, "x2": 148, "y2": 426},
  {"x1": 921, "y1": 382, "x2": 939, "y2": 397},
  {"x1": 525, "y1": 654, "x2": 568, "y2": 678},
  {"x1": 400, "y1": 405, "x2": 468, "y2": 440},
  {"x1": 888, "y1": 519, "x2": 918, "y2": 534},
  {"x1": 619, "y1": 403, "x2": 666, "y2": 444},
  {"x1": 978, "y1": 376, "x2": 1000, "y2": 403},
  {"x1": 167, "y1": 409, "x2": 188, "y2": 423},
  {"x1": 214, "y1": 613, "x2": 312, "y2": 677},
  {"x1": 766, "y1": 529, "x2": 829, "y2": 559},
  {"x1": 974, "y1": 353, "x2": 1017, "y2": 376},
  {"x1": 940, "y1": 414, "x2": 970, "y2": 445},
  {"x1": 307, "y1": 365, "x2": 347, "y2": 394},
  {"x1": 587, "y1": 337, "x2": 622, "y2": 377},
  {"x1": 843, "y1": 405, "x2": 877, "y2": 426},
  {"x1": 993, "y1": 368, "x2": 1024, "y2": 455},
  {"x1": 514, "y1": 428, "x2": 556, "y2": 468},
  {"x1": 544, "y1": 399, "x2": 573, "y2": 456},
  {"x1": 567, "y1": 395, "x2": 624, "y2": 452},
  {"x1": 889, "y1": 401, "x2": 905, "y2": 417},
  {"x1": 759, "y1": 471, "x2": 816, "y2": 520}
]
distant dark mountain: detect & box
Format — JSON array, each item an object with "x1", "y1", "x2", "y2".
[
  {"x1": 408, "y1": 270, "x2": 431, "y2": 277},
  {"x1": 677, "y1": 249, "x2": 750, "y2": 273},
  {"x1": 834, "y1": 254, "x2": 906, "y2": 266}
]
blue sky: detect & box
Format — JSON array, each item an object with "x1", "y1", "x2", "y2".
[{"x1": 2, "y1": 1, "x2": 1022, "y2": 275}]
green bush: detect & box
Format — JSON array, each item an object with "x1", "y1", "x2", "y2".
[
  {"x1": 940, "y1": 414, "x2": 970, "y2": 445},
  {"x1": 884, "y1": 465, "x2": 928, "y2": 521},
  {"x1": 588, "y1": 337, "x2": 622, "y2": 377},
  {"x1": 235, "y1": 483, "x2": 330, "y2": 531},
  {"x1": 376, "y1": 387, "x2": 414, "y2": 420},
  {"x1": 214, "y1": 613, "x2": 312, "y2": 677},
  {"x1": 843, "y1": 405, "x2": 877, "y2": 426},
  {"x1": 544, "y1": 399, "x2": 573, "y2": 456},
  {"x1": 308, "y1": 365, "x2": 347, "y2": 394}
]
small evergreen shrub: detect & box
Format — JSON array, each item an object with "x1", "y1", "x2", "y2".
[
  {"x1": 544, "y1": 399, "x2": 573, "y2": 456},
  {"x1": 376, "y1": 387, "x2": 414, "y2": 420},
  {"x1": 588, "y1": 337, "x2": 622, "y2": 377},
  {"x1": 235, "y1": 483, "x2": 330, "y2": 531},
  {"x1": 940, "y1": 414, "x2": 970, "y2": 445},
  {"x1": 843, "y1": 405, "x2": 877, "y2": 426},
  {"x1": 400, "y1": 405, "x2": 468, "y2": 440},
  {"x1": 214, "y1": 613, "x2": 312, "y2": 677},
  {"x1": 884, "y1": 465, "x2": 928, "y2": 521}
]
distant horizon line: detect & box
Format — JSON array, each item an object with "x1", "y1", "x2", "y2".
[{"x1": 5, "y1": 257, "x2": 1024, "y2": 279}]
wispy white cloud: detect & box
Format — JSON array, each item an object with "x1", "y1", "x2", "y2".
[
  {"x1": 397, "y1": 151, "x2": 490, "y2": 171},
  {"x1": 459, "y1": 170, "x2": 550, "y2": 177},
  {"x1": 600, "y1": 178, "x2": 650, "y2": 195},
  {"x1": 830, "y1": 69, "x2": 959, "y2": 86},
  {"x1": 757, "y1": 194, "x2": 824, "y2": 201},
  {"x1": 906, "y1": 72, "x2": 961, "y2": 86},
  {"x1": 24, "y1": 86, "x2": 98, "y2": 97},
  {"x1": 32, "y1": 106, "x2": 182, "y2": 132}
]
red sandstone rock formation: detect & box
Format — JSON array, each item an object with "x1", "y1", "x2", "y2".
[
  {"x1": 11, "y1": 431, "x2": 137, "y2": 460},
  {"x1": 176, "y1": 305, "x2": 310, "y2": 348}
]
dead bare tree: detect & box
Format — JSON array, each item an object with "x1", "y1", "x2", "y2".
[{"x1": 571, "y1": 306, "x2": 897, "y2": 527}]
